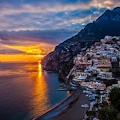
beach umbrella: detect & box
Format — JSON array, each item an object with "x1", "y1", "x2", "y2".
[
  {"x1": 93, "y1": 117, "x2": 99, "y2": 120},
  {"x1": 92, "y1": 97, "x2": 95, "y2": 100},
  {"x1": 89, "y1": 98, "x2": 92, "y2": 101}
]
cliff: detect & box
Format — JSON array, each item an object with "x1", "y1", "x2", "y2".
[{"x1": 41, "y1": 7, "x2": 120, "y2": 73}]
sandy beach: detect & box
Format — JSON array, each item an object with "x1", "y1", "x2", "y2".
[
  {"x1": 36, "y1": 89, "x2": 90, "y2": 120},
  {"x1": 52, "y1": 90, "x2": 90, "y2": 120},
  {"x1": 35, "y1": 90, "x2": 80, "y2": 120}
]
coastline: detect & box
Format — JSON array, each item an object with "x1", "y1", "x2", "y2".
[
  {"x1": 52, "y1": 90, "x2": 90, "y2": 120},
  {"x1": 35, "y1": 90, "x2": 80, "y2": 120}
]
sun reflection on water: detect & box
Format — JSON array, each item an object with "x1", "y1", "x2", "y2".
[
  {"x1": 0, "y1": 61, "x2": 68, "y2": 120},
  {"x1": 38, "y1": 61, "x2": 42, "y2": 78},
  {"x1": 30, "y1": 61, "x2": 49, "y2": 118}
]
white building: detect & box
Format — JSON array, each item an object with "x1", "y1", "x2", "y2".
[{"x1": 104, "y1": 35, "x2": 112, "y2": 40}]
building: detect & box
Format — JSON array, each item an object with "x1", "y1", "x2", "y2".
[
  {"x1": 97, "y1": 72, "x2": 113, "y2": 80},
  {"x1": 104, "y1": 35, "x2": 112, "y2": 40},
  {"x1": 81, "y1": 81, "x2": 106, "y2": 90},
  {"x1": 71, "y1": 72, "x2": 89, "y2": 86},
  {"x1": 97, "y1": 59, "x2": 111, "y2": 72}
]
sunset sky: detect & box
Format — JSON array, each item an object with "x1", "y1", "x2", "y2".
[{"x1": 0, "y1": 0, "x2": 120, "y2": 61}]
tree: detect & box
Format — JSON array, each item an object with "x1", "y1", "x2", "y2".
[
  {"x1": 96, "y1": 89, "x2": 100, "y2": 96},
  {"x1": 117, "y1": 112, "x2": 120, "y2": 120},
  {"x1": 94, "y1": 103, "x2": 99, "y2": 108},
  {"x1": 100, "y1": 101, "x2": 108, "y2": 107},
  {"x1": 86, "y1": 111, "x2": 96, "y2": 119},
  {"x1": 98, "y1": 106, "x2": 118, "y2": 120},
  {"x1": 96, "y1": 89, "x2": 100, "y2": 102},
  {"x1": 95, "y1": 96, "x2": 99, "y2": 99},
  {"x1": 109, "y1": 87, "x2": 120, "y2": 111}
]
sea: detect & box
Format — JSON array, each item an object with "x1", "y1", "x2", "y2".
[{"x1": 0, "y1": 62, "x2": 68, "y2": 120}]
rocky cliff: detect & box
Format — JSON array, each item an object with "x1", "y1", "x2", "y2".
[{"x1": 41, "y1": 7, "x2": 120, "y2": 72}]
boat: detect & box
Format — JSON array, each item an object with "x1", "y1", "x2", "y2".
[
  {"x1": 70, "y1": 81, "x2": 79, "y2": 87},
  {"x1": 58, "y1": 88, "x2": 68, "y2": 91}
]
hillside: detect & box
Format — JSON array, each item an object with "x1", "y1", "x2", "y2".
[{"x1": 41, "y1": 7, "x2": 120, "y2": 72}]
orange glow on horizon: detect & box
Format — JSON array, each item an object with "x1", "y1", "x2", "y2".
[
  {"x1": 2, "y1": 45, "x2": 48, "y2": 55},
  {"x1": 0, "y1": 43, "x2": 55, "y2": 62},
  {"x1": 0, "y1": 54, "x2": 45, "y2": 62}
]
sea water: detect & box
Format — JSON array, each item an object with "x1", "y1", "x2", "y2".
[{"x1": 0, "y1": 62, "x2": 68, "y2": 120}]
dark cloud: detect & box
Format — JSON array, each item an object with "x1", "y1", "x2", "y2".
[
  {"x1": 0, "y1": 29, "x2": 78, "y2": 45},
  {"x1": 0, "y1": 0, "x2": 120, "y2": 47},
  {"x1": 0, "y1": 48, "x2": 25, "y2": 54},
  {"x1": 0, "y1": 0, "x2": 91, "y2": 4},
  {"x1": 0, "y1": 0, "x2": 119, "y2": 32}
]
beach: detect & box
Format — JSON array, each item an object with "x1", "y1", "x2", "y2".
[
  {"x1": 36, "y1": 89, "x2": 90, "y2": 120},
  {"x1": 53, "y1": 90, "x2": 90, "y2": 120}
]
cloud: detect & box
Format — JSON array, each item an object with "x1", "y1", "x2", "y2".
[
  {"x1": 0, "y1": 45, "x2": 25, "y2": 54},
  {"x1": 0, "y1": 49, "x2": 24, "y2": 54},
  {"x1": 0, "y1": 29, "x2": 78, "y2": 45},
  {"x1": 0, "y1": 29, "x2": 78, "y2": 55},
  {"x1": 0, "y1": 0, "x2": 119, "y2": 46},
  {"x1": 0, "y1": 0, "x2": 120, "y2": 57},
  {"x1": 0, "y1": 0, "x2": 119, "y2": 32}
]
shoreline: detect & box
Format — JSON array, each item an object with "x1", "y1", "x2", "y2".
[
  {"x1": 35, "y1": 90, "x2": 80, "y2": 120},
  {"x1": 52, "y1": 90, "x2": 91, "y2": 120}
]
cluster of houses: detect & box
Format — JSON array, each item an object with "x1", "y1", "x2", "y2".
[{"x1": 67, "y1": 35, "x2": 120, "y2": 94}]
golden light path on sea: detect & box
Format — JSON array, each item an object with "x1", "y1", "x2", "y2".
[{"x1": 29, "y1": 61, "x2": 49, "y2": 117}]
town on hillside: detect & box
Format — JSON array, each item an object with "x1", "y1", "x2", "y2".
[{"x1": 60, "y1": 35, "x2": 120, "y2": 120}]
